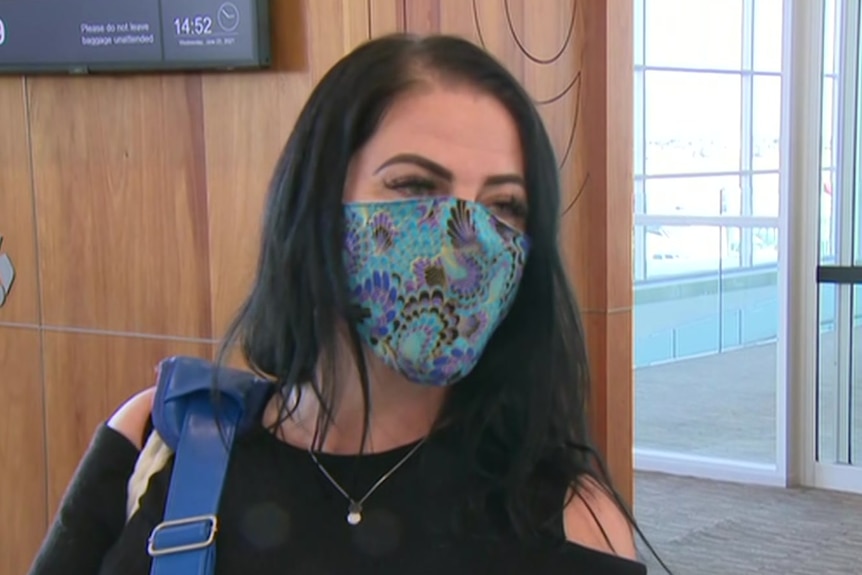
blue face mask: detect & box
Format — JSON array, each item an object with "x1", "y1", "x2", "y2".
[{"x1": 343, "y1": 197, "x2": 530, "y2": 386}]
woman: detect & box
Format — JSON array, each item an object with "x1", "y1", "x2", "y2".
[{"x1": 30, "y1": 34, "x2": 656, "y2": 574}]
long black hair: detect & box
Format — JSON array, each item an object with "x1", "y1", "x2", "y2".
[{"x1": 218, "y1": 32, "x2": 665, "y2": 567}]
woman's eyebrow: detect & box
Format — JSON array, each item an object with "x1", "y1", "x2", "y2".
[
  {"x1": 374, "y1": 154, "x2": 453, "y2": 181},
  {"x1": 375, "y1": 154, "x2": 525, "y2": 188}
]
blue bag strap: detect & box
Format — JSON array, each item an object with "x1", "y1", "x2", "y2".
[{"x1": 146, "y1": 355, "x2": 271, "y2": 575}]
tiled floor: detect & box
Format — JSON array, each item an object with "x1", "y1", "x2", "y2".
[
  {"x1": 635, "y1": 342, "x2": 779, "y2": 462},
  {"x1": 635, "y1": 330, "x2": 862, "y2": 464}
]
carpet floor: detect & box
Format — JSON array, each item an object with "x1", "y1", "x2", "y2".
[{"x1": 634, "y1": 472, "x2": 862, "y2": 574}]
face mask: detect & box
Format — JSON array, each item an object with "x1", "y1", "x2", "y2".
[{"x1": 342, "y1": 196, "x2": 530, "y2": 386}]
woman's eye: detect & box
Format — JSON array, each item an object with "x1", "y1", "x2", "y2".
[
  {"x1": 490, "y1": 197, "x2": 529, "y2": 220},
  {"x1": 384, "y1": 176, "x2": 440, "y2": 197}
]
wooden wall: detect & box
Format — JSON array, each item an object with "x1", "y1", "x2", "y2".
[{"x1": 0, "y1": 1, "x2": 632, "y2": 572}]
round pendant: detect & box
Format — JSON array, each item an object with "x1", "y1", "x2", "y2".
[{"x1": 347, "y1": 502, "x2": 362, "y2": 525}]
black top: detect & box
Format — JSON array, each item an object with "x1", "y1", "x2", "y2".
[{"x1": 29, "y1": 423, "x2": 647, "y2": 575}]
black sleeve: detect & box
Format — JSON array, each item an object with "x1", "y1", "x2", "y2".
[{"x1": 27, "y1": 424, "x2": 141, "y2": 575}]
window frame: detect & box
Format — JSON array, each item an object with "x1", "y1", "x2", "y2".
[{"x1": 634, "y1": 0, "x2": 782, "y2": 282}]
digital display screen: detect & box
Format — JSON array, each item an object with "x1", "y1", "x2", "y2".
[{"x1": 0, "y1": 0, "x2": 270, "y2": 73}]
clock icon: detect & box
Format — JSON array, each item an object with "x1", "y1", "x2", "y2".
[{"x1": 217, "y1": 2, "x2": 240, "y2": 32}]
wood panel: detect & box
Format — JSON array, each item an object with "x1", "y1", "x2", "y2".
[
  {"x1": 447, "y1": 1, "x2": 524, "y2": 76},
  {"x1": 28, "y1": 76, "x2": 213, "y2": 338},
  {"x1": 305, "y1": 0, "x2": 372, "y2": 83},
  {"x1": 604, "y1": 1, "x2": 636, "y2": 313},
  {"x1": 368, "y1": 0, "x2": 404, "y2": 36},
  {"x1": 582, "y1": 310, "x2": 634, "y2": 500},
  {"x1": 0, "y1": 327, "x2": 46, "y2": 575},
  {"x1": 567, "y1": 0, "x2": 633, "y2": 313},
  {"x1": 512, "y1": 0, "x2": 582, "y2": 179},
  {"x1": 403, "y1": 0, "x2": 442, "y2": 35},
  {"x1": 565, "y1": 0, "x2": 635, "y2": 503},
  {"x1": 203, "y1": 72, "x2": 311, "y2": 334},
  {"x1": 269, "y1": 0, "x2": 309, "y2": 71},
  {"x1": 42, "y1": 331, "x2": 211, "y2": 515},
  {"x1": 0, "y1": 78, "x2": 40, "y2": 325},
  {"x1": 205, "y1": 0, "x2": 310, "y2": 334}
]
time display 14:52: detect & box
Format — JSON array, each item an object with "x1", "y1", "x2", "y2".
[{"x1": 174, "y1": 17, "x2": 213, "y2": 36}]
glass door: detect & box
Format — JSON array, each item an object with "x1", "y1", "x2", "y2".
[{"x1": 812, "y1": 0, "x2": 862, "y2": 493}]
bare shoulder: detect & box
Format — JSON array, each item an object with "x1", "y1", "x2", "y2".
[
  {"x1": 563, "y1": 476, "x2": 638, "y2": 561},
  {"x1": 107, "y1": 386, "x2": 156, "y2": 449}
]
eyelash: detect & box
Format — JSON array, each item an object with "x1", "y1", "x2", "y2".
[
  {"x1": 493, "y1": 195, "x2": 529, "y2": 220},
  {"x1": 384, "y1": 176, "x2": 528, "y2": 220},
  {"x1": 384, "y1": 176, "x2": 440, "y2": 197}
]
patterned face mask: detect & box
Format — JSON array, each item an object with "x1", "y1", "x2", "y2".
[{"x1": 343, "y1": 197, "x2": 530, "y2": 386}]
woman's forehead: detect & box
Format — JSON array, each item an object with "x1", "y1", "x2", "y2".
[{"x1": 356, "y1": 86, "x2": 524, "y2": 177}]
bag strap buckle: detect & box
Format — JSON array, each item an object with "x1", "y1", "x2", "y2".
[{"x1": 148, "y1": 514, "x2": 218, "y2": 557}]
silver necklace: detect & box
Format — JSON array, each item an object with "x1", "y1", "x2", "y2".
[{"x1": 308, "y1": 435, "x2": 429, "y2": 526}]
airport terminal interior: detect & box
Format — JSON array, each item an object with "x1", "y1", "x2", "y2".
[{"x1": 3, "y1": 1, "x2": 862, "y2": 574}]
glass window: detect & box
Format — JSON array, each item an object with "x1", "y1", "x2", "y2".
[
  {"x1": 817, "y1": 283, "x2": 837, "y2": 460},
  {"x1": 821, "y1": 170, "x2": 836, "y2": 262},
  {"x1": 634, "y1": 227, "x2": 778, "y2": 463},
  {"x1": 645, "y1": 71, "x2": 742, "y2": 175},
  {"x1": 753, "y1": 0, "x2": 784, "y2": 72},
  {"x1": 644, "y1": 224, "x2": 741, "y2": 279},
  {"x1": 818, "y1": 282, "x2": 846, "y2": 464},
  {"x1": 853, "y1": 285, "x2": 862, "y2": 464},
  {"x1": 823, "y1": 77, "x2": 836, "y2": 169},
  {"x1": 752, "y1": 226, "x2": 779, "y2": 265},
  {"x1": 752, "y1": 172, "x2": 780, "y2": 217},
  {"x1": 644, "y1": 175, "x2": 741, "y2": 216},
  {"x1": 644, "y1": 0, "x2": 743, "y2": 69},
  {"x1": 816, "y1": 5, "x2": 862, "y2": 471},
  {"x1": 753, "y1": 75, "x2": 782, "y2": 171},
  {"x1": 824, "y1": 0, "x2": 839, "y2": 76},
  {"x1": 634, "y1": 0, "x2": 783, "y2": 468},
  {"x1": 856, "y1": 168, "x2": 862, "y2": 266}
]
